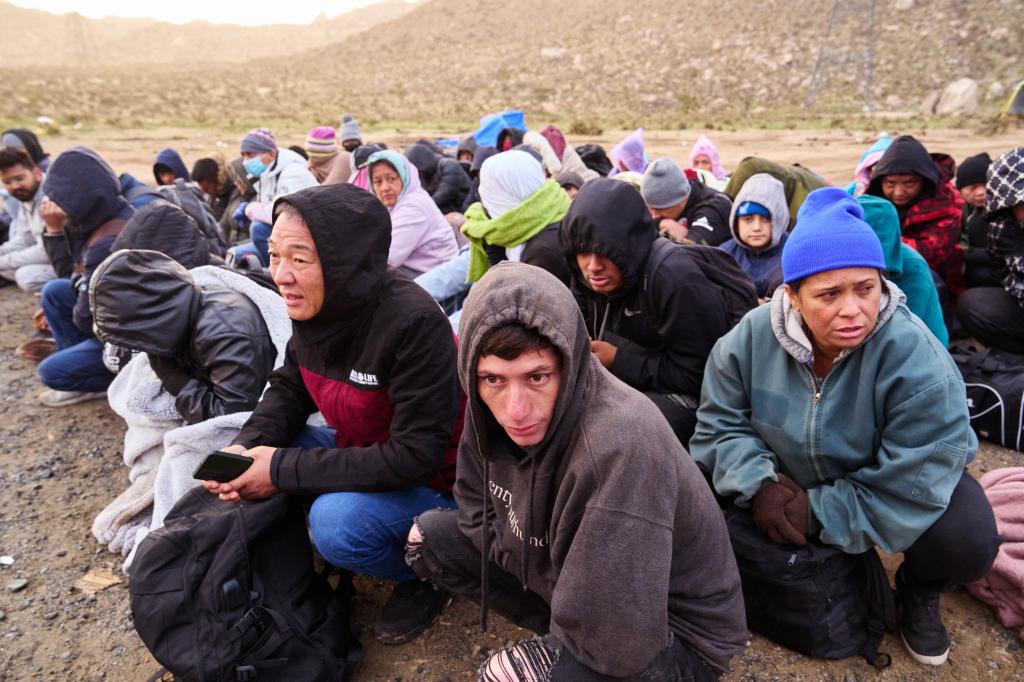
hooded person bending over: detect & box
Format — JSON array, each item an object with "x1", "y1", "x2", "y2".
[
  {"x1": 407, "y1": 262, "x2": 747, "y2": 681},
  {"x1": 560, "y1": 178, "x2": 740, "y2": 444},
  {"x1": 404, "y1": 142, "x2": 470, "y2": 214},
  {"x1": 34, "y1": 147, "x2": 134, "y2": 406},
  {"x1": 91, "y1": 250, "x2": 275, "y2": 424},
  {"x1": 201, "y1": 183, "x2": 463, "y2": 645}
]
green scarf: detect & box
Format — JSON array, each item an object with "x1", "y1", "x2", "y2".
[{"x1": 461, "y1": 180, "x2": 571, "y2": 282}]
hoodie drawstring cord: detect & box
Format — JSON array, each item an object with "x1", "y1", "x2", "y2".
[
  {"x1": 597, "y1": 301, "x2": 611, "y2": 342},
  {"x1": 480, "y1": 458, "x2": 490, "y2": 632},
  {"x1": 521, "y1": 460, "x2": 537, "y2": 592}
]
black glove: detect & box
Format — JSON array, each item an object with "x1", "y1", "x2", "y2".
[{"x1": 751, "y1": 477, "x2": 807, "y2": 546}]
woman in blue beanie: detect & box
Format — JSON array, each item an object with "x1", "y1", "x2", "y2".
[{"x1": 690, "y1": 187, "x2": 998, "y2": 666}]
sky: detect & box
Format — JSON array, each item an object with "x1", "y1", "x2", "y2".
[{"x1": 8, "y1": 0, "x2": 407, "y2": 26}]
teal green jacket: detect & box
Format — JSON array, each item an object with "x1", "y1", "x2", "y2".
[
  {"x1": 857, "y1": 194, "x2": 949, "y2": 346},
  {"x1": 690, "y1": 283, "x2": 976, "y2": 554}
]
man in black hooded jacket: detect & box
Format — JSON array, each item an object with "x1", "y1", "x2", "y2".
[
  {"x1": 35, "y1": 147, "x2": 133, "y2": 406},
  {"x1": 201, "y1": 183, "x2": 464, "y2": 645},
  {"x1": 90, "y1": 249, "x2": 274, "y2": 424},
  {"x1": 560, "y1": 178, "x2": 740, "y2": 445},
  {"x1": 404, "y1": 142, "x2": 470, "y2": 214}
]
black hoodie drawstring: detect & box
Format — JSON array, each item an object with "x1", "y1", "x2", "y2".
[
  {"x1": 480, "y1": 457, "x2": 490, "y2": 632},
  {"x1": 597, "y1": 301, "x2": 611, "y2": 341}
]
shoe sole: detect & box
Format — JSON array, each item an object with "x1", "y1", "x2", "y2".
[
  {"x1": 374, "y1": 595, "x2": 453, "y2": 645},
  {"x1": 901, "y1": 630, "x2": 949, "y2": 665},
  {"x1": 39, "y1": 392, "x2": 107, "y2": 407}
]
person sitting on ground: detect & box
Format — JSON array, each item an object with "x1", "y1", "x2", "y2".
[
  {"x1": 556, "y1": 170, "x2": 584, "y2": 200},
  {"x1": 691, "y1": 187, "x2": 999, "y2": 667},
  {"x1": 858, "y1": 194, "x2": 949, "y2": 345},
  {"x1": 404, "y1": 142, "x2": 471, "y2": 214},
  {"x1": 216, "y1": 158, "x2": 256, "y2": 244},
  {"x1": 339, "y1": 113, "x2": 362, "y2": 152},
  {"x1": 689, "y1": 134, "x2": 728, "y2": 189},
  {"x1": 305, "y1": 126, "x2": 353, "y2": 186},
  {"x1": 367, "y1": 150, "x2": 458, "y2": 277},
  {"x1": 91, "y1": 249, "x2": 275, "y2": 425},
  {"x1": 576, "y1": 143, "x2": 613, "y2": 177},
  {"x1": 2, "y1": 128, "x2": 51, "y2": 171},
  {"x1": 462, "y1": 150, "x2": 571, "y2": 285},
  {"x1": 34, "y1": 147, "x2": 134, "y2": 406},
  {"x1": 456, "y1": 136, "x2": 477, "y2": 167},
  {"x1": 609, "y1": 127, "x2": 648, "y2": 175},
  {"x1": 408, "y1": 261, "x2": 747, "y2": 682},
  {"x1": 719, "y1": 173, "x2": 789, "y2": 301},
  {"x1": 234, "y1": 128, "x2": 318, "y2": 266},
  {"x1": 560, "y1": 178, "x2": 742, "y2": 444},
  {"x1": 540, "y1": 124, "x2": 600, "y2": 183},
  {"x1": 864, "y1": 135, "x2": 965, "y2": 298},
  {"x1": 153, "y1": 148, "x2": 190, "y2": 186},
  {"x1": 641, "y1": 156, "x2": 733, "y2": 246},
  {"x1": 461, "y1": 144, "x2": 498, "y2": 213},
  {"x1": 0, "y1": 149, "x2": 56, "y2": 292},
  {"x1": 521, "y1": 131, "x2": 563, "y2": 177},
  {"x1": 957, "y1": 146, "x2": 1024, "y2": 354},
  {"x1": 349, "y1": 144, "x2": 381, "y2": 192},
  {"x1": 846, "y1": 135, "x2": 892, "y2": 197},
  {"x1": 496, "y1": 127, "x2": 525, "y2": 152},
  {"x1": 190, "y1": 157, "x2": 234, "y2": 223},
  {"x1": 956, "y1": 152, "x2": 1001, "y2": 289},
  {"x1": 200, "y1": 183, "x2": 463, "y2": 645},
  {"x1": 723, "y1": 156, "x2": 826, "y2": 230}
]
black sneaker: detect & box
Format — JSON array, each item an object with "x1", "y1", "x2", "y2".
[
  {"x1": 897, "y1": 566, "x2": 950, "y2": 665},
  {"x1": 374, "y1": 580, "x2": 450, "y2": 644}
]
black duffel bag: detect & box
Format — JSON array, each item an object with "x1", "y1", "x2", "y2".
[
  {"x1": 726, "y1": 506, "x2": 895, "y2": 667},
  {"x1": 951, "y1": 344, "x2": 1024, "y2": 451},
  {"x1": 130, "y1": 488, "x2": 361, "y2": 681}
]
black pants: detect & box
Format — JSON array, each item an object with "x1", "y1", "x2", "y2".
[
  {"x1": 644, "y1": 392, "x2": 699, "y2": 447},
  {"x1": 901, "y1": 472, "x2": 1001, "y2": 592},
  {"x1": 956, "y1": 286, "x2": 1024, "y2": 355},
  {"x1": 410, "y1": 509, "x2": 718, "y2": 681}
]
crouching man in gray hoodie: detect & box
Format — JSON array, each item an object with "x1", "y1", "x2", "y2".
[{"x1": 406, "y1": 261, "x2": 747, "y2": 681}]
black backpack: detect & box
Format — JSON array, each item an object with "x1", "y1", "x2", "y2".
[
  {"x1": 646, "y1": 237, "x2": 758, "y2": 327},
  {"x1": 124, "y1": 179, "x2": 228, "y2": 257},
  {"x1": 129, "y1": 488, "x2": 360, "y2": 681},
  {"x1": 726, "y1": 506, "x2": 895, "y2": 668},
  {"x1": 951, "y1": 344, "x2": 1024, "y2": 451}
]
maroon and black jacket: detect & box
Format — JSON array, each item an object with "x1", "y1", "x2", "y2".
[
  {"x1": 232, "y1": 183, "x2": 462, "y2": 496},
  {"x1": 866, "y1": 135, "x2": 965, "y2": 297}
]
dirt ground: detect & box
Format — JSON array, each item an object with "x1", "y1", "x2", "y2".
[{"x1": 1, "y1": 127, "x2": 1023, "y2": 681}]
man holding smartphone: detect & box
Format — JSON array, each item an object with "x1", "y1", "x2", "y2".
[{"x1": 201, "y1": 183, "x2": 463, "y2": 645}]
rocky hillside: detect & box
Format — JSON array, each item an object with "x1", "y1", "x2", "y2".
[
  {"x1": 0, "y1": 0, "x2": 417, "y2": 67},
  {"x1": 1, "y1": 0, "x2": 1020, "y2": 127}
]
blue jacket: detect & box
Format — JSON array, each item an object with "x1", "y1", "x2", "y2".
[{"x1": 690, "y1": 283, "x2": 975, "y2": 554}]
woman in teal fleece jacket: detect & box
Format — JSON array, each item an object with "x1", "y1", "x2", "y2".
[
  {"x1": 857, "y1": 194, "x2": 949, "y2": 345},
  {"x1": 690, "y1": 187, "x2": 998, "y2": 667}
]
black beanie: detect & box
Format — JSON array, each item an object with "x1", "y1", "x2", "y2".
[{"x1": 956, "y1": 152, "x2": 991, "y2": 190}]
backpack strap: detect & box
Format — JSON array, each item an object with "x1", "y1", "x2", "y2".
[
  {"x1": 641, "y1": 237, "x2": 678, "y2": 293},
  {"x1": 858, "y1": 549, "x2": 895, "y2": 668}
]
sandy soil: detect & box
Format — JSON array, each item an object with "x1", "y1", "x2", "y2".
[{"x1": 1, "y1": 127, "x2": 1022, "y2": 681}]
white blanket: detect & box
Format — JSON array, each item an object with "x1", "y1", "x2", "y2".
[{"x1": 92, "y1": 266, "x2": 295, "y2": 561}]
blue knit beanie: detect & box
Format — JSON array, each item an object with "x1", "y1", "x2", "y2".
[
  {"x1": 736, "y1": 201, "x2": 771, "y2": 218},
  {"x1": 782, "y1": 187, "x2": 886, "y2": 284}
]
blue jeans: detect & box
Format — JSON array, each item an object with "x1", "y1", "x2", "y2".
[
  {"x1": 250, "y1": 221, "x2": 272, "y2": 266},
  {"x1": 38, "y1": 279, "x2": 113, "y2": 392},
  {"x1": 297, "y1": 426, "x2": 458, "y2": 582}
]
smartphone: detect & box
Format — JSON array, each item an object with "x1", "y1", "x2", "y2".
[{"x1": 192, "y1": 451, "x2": 254, "y2": 482}]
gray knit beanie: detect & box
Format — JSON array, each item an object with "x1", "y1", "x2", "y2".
[
  {"x1": 340, "y1": 114, "x2": 362, "y2": 143},
  {"x1": 641, "y1": 156, "x2": 691, "y2": 209}
]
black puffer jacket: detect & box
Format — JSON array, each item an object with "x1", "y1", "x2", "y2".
[
  {"x1": 42, "y1": 147, "x2": 134, "y2": 334},
  {"x1": 681, "y1": 178, "x2": 733, "y2": 246},
  {"x1": 405, "y1": 143, "x2": 470, "y2": 214},
  {"x1": 112, "y1": 199, "x2": 212, "y2": 269},
  {"x1": 561, "y1": 179, "x2": 731, "y2": 399},
  {"x1": 90, "y1": 250, "x2": 275, "y2": 425}
]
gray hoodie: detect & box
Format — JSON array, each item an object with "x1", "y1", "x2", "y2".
[
  {"x1": 726, "y1": 172, "x2": 789, "y2": 247},
  {"x1": 454, "y1": 261, "x2": 747, "y2": 676}
]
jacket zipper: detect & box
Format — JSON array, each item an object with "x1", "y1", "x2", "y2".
[{"x1": 801, "y1": 360, "x2": 843, "y2": 483}]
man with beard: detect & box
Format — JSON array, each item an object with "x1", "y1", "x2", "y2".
[{"x1": 0, "y1": 149, "x2": 56, "y2": 291}]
